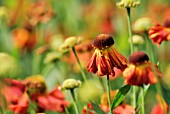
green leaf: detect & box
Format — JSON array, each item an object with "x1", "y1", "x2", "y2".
[
  {"x1": 161, "y1": 82, "x2": 170, "y2": 105},
  {"x1": 111, "y1": 85, "x2": 131, "y2": 110},
  {"x1": 91, "y1": 102, "x2": 105, "y2": 114}
]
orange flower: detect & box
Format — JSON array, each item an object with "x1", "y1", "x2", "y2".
[
  {"x1": 123, "y1": 51, "x2": 162, "y2": 86},
  {"x1": 0, "y1": 78, "x2": 29, "y2": 114},
  {"x1": 113, "y1": 104, "x2": 134, "y2": 114},
  {"x1": 151, "y1": 94, "x2": 169, "y2": 114},
  {"x1": 87, "y1": 34, "x2": 127, "y2": 77},
  {"x1": 82, "y1": 103, "x2": 95, "y2": 114},
  {"x1": 148, "y1": 24, "x2": 170, "y2": 46},
  {"x1": 12, "y1": 27, "x2": 37, "y2": 51},
  {"x1": 34, "y1": 87, "x2": 70, "y2": 113},
  {"x1": 82, "y1": 103, "x2": 134, "y2": 114},
  {"x1": 28, "y1": 1, "x2": 54, "y2": 26}
]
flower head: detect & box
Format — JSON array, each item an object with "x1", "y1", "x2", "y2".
[
  {"x1": 148, "y1": 24, "x2": 170, "y2": 46},
  {"x1": 87, "y1": 34, "x2": 127, "y2": 77},
  {"x1": 12, "y1": 27, "x2": 37, "y2": 51},
  {"x1": 35, "y1": 87, "x2": 70, "y2": 112},
  {"x1": 44, "y1": 52, "x2": 63, "y2": 64},
  {"x1": 78, "y1": 79, "x2": 103, "y2": 103},
  {"x1": 131, "y1": 35, "x2": 144, "y2": 45},
  {"x1": 151, "y1": 94, "x2": 169, "y2": 114},
  {"x1": 0, "y1": 53, "x2": 19, "y2": 78},
  {"x1": 60, "y1": 36, "x2": 83, "y2": 51},
  {"x1": 123, "y1": 51, "x2": 162, "y2": 86},
  {"x1": 0, "y1": 78, "x2": 29, "y2": 114},
  {"x1": 133, "y1": 17, "x2": 152, "y2": 33},
  {"x1": 117, "y1": 0, "x2": 140, "y2": 8},
  {"x1": 23, "y1": 75, "x2": 47, "y2": 99},
  {"x1": 60, "y1": 79, "x2": 81, "y2": 90},
  {"x1": 28, "y1": 1, "x2": 54, "y2": 26}
]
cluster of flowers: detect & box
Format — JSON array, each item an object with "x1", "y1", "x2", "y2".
[
  {"x1": 0, "y1": 76, "x2": 69, "y2": 114},
  {"x1": 0, "y1": 0, "x2": 170, "y2": 114}
]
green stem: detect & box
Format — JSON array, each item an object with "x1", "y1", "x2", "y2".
[
  {"x1": 133, "y1": 86, "x2": 136, "y2": 113},
  {"x1": 144, "y1": 32, "x2": 155, "y2": 63},
  {"x1": 72, "y1": 47, "x2": 87, "y2": 81},
  {"x1": 126, "y1": 7, "x2": 134, "y2": 54},
  {"x1": 126, "y1": 8, "x2": 136, "y2": 112},
  {"x1": 107, "y1": 75, "x2": 113, "y2": 114},
  {"x1": 141, "y1": 87, "x2": 145, "y2": 114},
  {"x1": 0, "y1": 79, "x2": 6, "y2": 113},
  {"x1": 70, "y1": 89, "x2": 79, "y2": 114}
]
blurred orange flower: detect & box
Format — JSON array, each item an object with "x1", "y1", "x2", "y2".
[
  {"x1": 148, "y1": 24, "x2": 170, "y2": 46},
  {"x1": 123, "y1": 51, "x2": 162, "y2": 86},
  {"x1": 151, "y1": 94, "x2": 169, "y2": 114},
  {"x1": 87, "y1": 34, "x2": 127, "y2": 77},
  {"x1": 34, "y1": 87, "x2": 70, "y2": 113},
  {"x1": 28, "y1": 1, "x2": 54, "y2": 26},
  {"x1": 0, "y1": 78, "x2": 29, "y2": 114},
  {"x1": 82, "y1": 90, "x2": 134, "y2": 114},
  {"x1": 12, "y1": 27, "x2": 37, "y2": 51}
]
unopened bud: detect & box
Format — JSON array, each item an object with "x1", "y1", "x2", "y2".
[
  {"x1": 60, "y1": 79, "x2": 81, "y2": 90},
  {"x1": 60, "y1": 36, "x2": 83, "y2": 51},
  {"x1": 130, "y1": 35, "x2": 144, "y2": 45},
  {"x1": 44, "y1": 52, "x2": 63, "y2": 64},
  {"x1": 133, "y1": 17, "x2": 152, "y2": 33}
]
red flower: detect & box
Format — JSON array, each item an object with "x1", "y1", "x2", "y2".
[
  {"x1": 123, "y1": 51, "x2": 162, "y2": 86},
  {"x1": 0, "y1": 78, "x2": 29, "y2": 114},
  {"x1": 148, "y1": 24, "x2": 170, "y2": 46},
  {"x1": 35, "y1": 87, "x2": 70, "y2": 112},
  {"x1": 87, "y1": 34, "x2": 127, "y2": 77},
  {"x1": 8, "y1": 93, "x2": 29, "y2": 114}
]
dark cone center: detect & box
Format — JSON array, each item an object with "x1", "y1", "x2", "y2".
[
  {"x1": 129, "y1": 51, "x2": 149, "y2": 64},
  {"x1": 93, "y1": 34, "x2": 114, "y2": 49}
]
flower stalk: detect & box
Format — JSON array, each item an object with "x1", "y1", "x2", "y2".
[
  {"x1": 72, "y1": 47, "x2": 87, "y2": 81},
  {"x1": 126, "y1": 7, "x2": 136, "y2": 111},
  {"x1": 141, "y1": 87, "x2": 145, "y2": 114},
  {"x1": 70, "y1": 89, "x2": 79, "y2": 114},
  {"x1": 126, "y1": 7, "x2": 134, "y2": 54},
  {"x1": 107, "y1": 75, "x2": 112, "y2": 114}
]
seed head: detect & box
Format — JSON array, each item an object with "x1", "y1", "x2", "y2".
[{"x1": 93, "y1": 34, "x2": 114, "y2": 49}]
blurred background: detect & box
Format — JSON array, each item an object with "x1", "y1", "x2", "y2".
[{"x1": 0, "y1": 0, "x2": 170, "y2": 113}]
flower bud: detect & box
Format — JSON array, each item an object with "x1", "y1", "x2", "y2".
[
  {"x1": 117, "y1": 0, "x2": 140, "y2": 8},
  {"x1": 130, "y1": 35, "x2": 144, "y2": 45},
  {"x1": 78, "y1": 79, "x2": 103, "y2": 102},
  {"x1": 133, "y1": 17, "x2": 152, "y2": 33},
  {"x1": 0, "y1": 53, "x2": 19, "y2": 78},
  {"x1": 50, "y1": 34, "x2": 64, "y2": 51},
  {"x1": 60, "y1": 79, "x2": 81, "y2": 90},
  {"x1": 60, "y1": 36, "x2": 83, "y2": 51},
  {"x1": 44, "y1": 52, "x2": 63, "y2": 64},
  {"x1": 0, "y1": 6, "x2": 8, "y2": 19}
]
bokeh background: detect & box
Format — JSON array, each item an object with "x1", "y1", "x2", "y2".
[{"x1": 0, "y1": 0, "x2": 170, "y2": 113}]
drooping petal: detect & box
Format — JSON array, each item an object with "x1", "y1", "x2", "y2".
[
  {"x1": 149, "y1": 24, "x2": 170, "y2": 46},
  {"x1": 87, "y1": 50, "x2": 98, "y2": 74}
]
